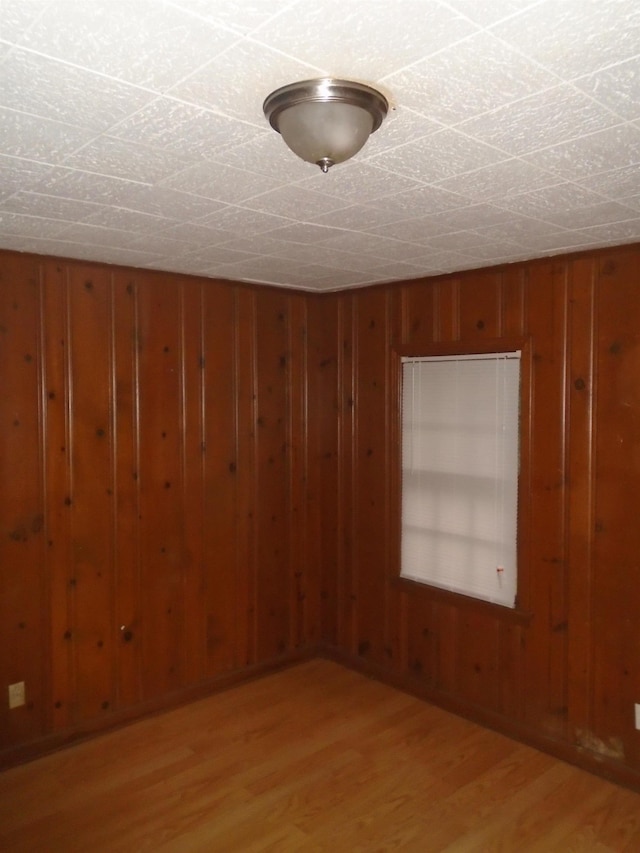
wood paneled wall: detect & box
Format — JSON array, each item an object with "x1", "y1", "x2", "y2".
[
  {"x1": 318, "y1": 244, "x2": 640, "y2": 786},
  {"x1": 2, "y1": 244, "x2": 640, "y2": 790},
  {"x1": 0, "y1": 252, "x2": 321, "y2": 761}
]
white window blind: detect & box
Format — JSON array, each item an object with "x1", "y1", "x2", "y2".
[{"x1": 401, "y1": 351, "x2": 521, "y2": 608}]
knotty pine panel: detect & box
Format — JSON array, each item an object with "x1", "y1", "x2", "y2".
[
  {"x1": 111, "y1": 274, "x2": 141, "y2": 710},
  {"x1": 0, "y1": 257, "x2": 47, "y2": 748},
  {"x1": 136, "y1": 276, "x2": 186, "y2": 699},
  {"x1": 332, "y1": 262, "x2": 567, "y2": 737},
  {"x1": 331, "y1": 246, "x2": 640, "y2": 786},
  {"x1": 3, "y1": 243, "x2": 640, "y2": 789},
  {"x1": 0, "y1": 251, "x2": 315, "y2": 762},
  {"x1": 351, "y1": 289, "x2": 393, "y2": 666},
  {"x1": 520, "y1": 261, "x2": 569, "y2": 738},
  {"x1": 590, "y1": 251, "x2": 640, "y2": 767},
  {"x1": 307, "y1": 294, "x2": 340, "y2": 647},
  {"x1": 66, "y1": 266, "x2": 116, "y2": 721}
]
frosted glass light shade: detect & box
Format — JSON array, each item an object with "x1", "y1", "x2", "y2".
[{"x1": 263, "y1": 79, "x2": 388, "y2": 173}]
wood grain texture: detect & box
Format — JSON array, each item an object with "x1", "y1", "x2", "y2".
[
  {"x1": 1, "y1": 659, "x2": 639, "y2": 853},
  {"x1": 0, "y1": 254, "x2": 318, "y2": 759},
  {"x1": 326, "y1": 246, "x2": 640, "y2": 787},
  {"x1": 2, "y1": 243, "x2": 640, "y2": 793}
]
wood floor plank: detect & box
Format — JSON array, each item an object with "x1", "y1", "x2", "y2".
[{"x1": 1, "y1": 659, "x2": 639, "y2": 852}]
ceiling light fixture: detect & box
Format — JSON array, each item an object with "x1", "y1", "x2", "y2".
[{"x1": 263, "y1": 78, "x2": 388, "y2": 173}]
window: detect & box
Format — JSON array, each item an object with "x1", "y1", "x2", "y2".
[{"x1": 400, "y1": 351, "x2": 521, "y2": 608}]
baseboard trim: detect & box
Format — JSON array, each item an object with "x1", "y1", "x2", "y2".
[
  {"x1": 4, "y1": 643, "x2": 640, "y2": 794},
  {"x1": 319, "y1": 644, "x2": 640, "y2": 795},
  {"x1": 0, "y1": 646, "x2": 315, "y2": 771}
]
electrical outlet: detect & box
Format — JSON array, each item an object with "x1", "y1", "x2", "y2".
[
  {"x1": 8, "y1": 682, "x2": 25, "y2": 709},
  {"x1": 635, "y1": 703, "x2": 640, "y2": 731}
]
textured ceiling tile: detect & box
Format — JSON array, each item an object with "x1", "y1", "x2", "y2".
[
  {"x1": 434, "y1": 158, "x2": 557, "y2": 201},
  {"x1": 1, "y1": 50, "x2": 154, "y2": 132},
  {"x1": 475, "y1": 217, "x2": 564, "y2": 242},
  {"x1": 155, "y1": 222, "x2": 233, "y2": 244},
  {"x1": 125, "y1": 233, "x2": 202, "y2": 254},
  {"x1": 215, "y1": 235, "x2": 282, "y2": 255},
  {"x1": 17, "y1": 0, "x2": 240, "y2": 90},
  {"x1": 575, "y1": 218, "x2": 640, "y2": 242},
  {"x1": 0, "y1": 0, "x2": 636, "y2": 290},
  {"x1": 310, "y1": 204, "x2": 411, "y2": 231},
  {"x1": 161, "y1": 161, "x2": 283, "y2": 204},
  {"x1": 497, "y1": 182, "x2": 609, "y2": 217},
  {"x1": 169, "y1": 39, "x2": 322, "y2": 124},
  {"x1": 253, "y1": 0, "x2": 478, "y2": 80},
  {"x1": 243, "y1": 185, "x2": 350, "y2": 219},
  {"x1": 0, "y1": 236, "x2": 158, "y2": 267},
  {"x1": 298, "y1": 162, "x2": 422, "y2": 206},
  {"x1": 541, "y1": 201, "x2": 640, "y2": 230},
  {"x1": 444, "y1": 0, "x2": 540, "y2": 27},
  {"x1": 0, "y1": 191, "x2": 101, "y2": 221},
  {"x1": 367, "y1": 216, "x2": 456, "y2": 243},
  {"x1": 117, "y1": 187, "x2": 224, "y2": 220},
  {"x1": 167, "y1": 0, "x2": 285, "y2": 34},
  {"x1": 110, "y1": 97, "x2": 265, "y2": 159},
  {"x1": 491, "y1": 0, "x2": 640, "y2": 78},
  {"x1": 459, "y1": 85, "x2": 620, "y2": 156},
  {"x1": 421, "y1": 230, "x2": 493, "y2": 251},
  {"x1": 0, "y1": 156, "x2": 56, "y2": 202},
  {"x1": 370, "y1": 129, "x2": 507, "y2": 183},
  {"x1": 83, "y1": 206, "x2": 177, "y2": 233},
  {"x1": 62, "y1": 136, "x2": 198, "y2": 184},
  {"x1": 217, "y1": 130, "x2": 316, "y2": 181},
  {"x1": 320, "y1": 231, "x2": 418, "y2": 262},
  {"x1": 55, "y1": 222, "x2": 137, "y2": 248},
  {"x1": 516, "y1": 231, "x2": 598, "y2": 252},
  {"x1": 620, "y1": 193, "x2": 640, "y2": 212},
  {"x1": 32, "y1": 167, "x2": 152, "y2": 204},
  {"x1": 523, "y1": 124, "x2": 640, "y2": 181},
  {"x1": 0, "y1": 108, "x2": 98, "y2": 163},
  {"x1": 369, "y1": 184, "x2": 466, "y2": 218},
  {"x1": 0, "y1": 211, "x2": 69, "y2": 238},
  {"x1": 463, "y1": 238, "x2": 532, "y2": 260},
  {"x1": 197, "y1": 205, "x2": 290, "y2": 234},
  {"x1": 573, "y1": 56, "x2": 640, "y2": 122},
  {"x1": 0, "y1": 0, "x2": 51, "y2": 42},
  {"x1": 578, "y1": 165, "x2": 640, "y2": 201},
  {"x1": 385, "y1": 31, "x2": 557, "y2": 126},
  {"x1": 260, "y1": 222, "x2": 345, "y2": 244},
  {"x1": 361, "y1": 109, "x2": 441, "y2": 158},
  {"x1": 436, "y1": 202, "x2": 516, "y2": 230}
]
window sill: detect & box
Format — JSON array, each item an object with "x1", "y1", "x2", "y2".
[{"x1": 393, "y1": 575, "x2": 532, "y2": 626}]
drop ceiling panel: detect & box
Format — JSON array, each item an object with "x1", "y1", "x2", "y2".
[{"x1": 0, "y1": 0, "x2": 639, "y2": 291}]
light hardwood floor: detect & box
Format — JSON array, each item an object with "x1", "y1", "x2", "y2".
[{"x1": 1, "y1": 659, "x2": 639, "y2": 852}]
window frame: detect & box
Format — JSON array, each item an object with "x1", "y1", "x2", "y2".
[{"x1": 391, "y1": 337, "x2": 532, "y2": 621}]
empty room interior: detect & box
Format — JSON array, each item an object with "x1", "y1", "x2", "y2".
[{"x1": 2, "y1": 1, "x2": 640, "y2": 849}]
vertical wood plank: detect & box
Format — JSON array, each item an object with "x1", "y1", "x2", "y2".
[
  {"x1": 180, "y1": 281, "x2": 206, "y2": 684},
  {"x1": 136, "y1": 276, "x2": 185, "y2": 699},
  {"x1": 235, "y1": 288, "x2": 257, "y2": 667},
  {"x1": 66, "y1": 266, "x2": 115, "y2": 721},
  {"x1": 308, "y1": 295, "x2": 340, "y2": 646},
  {"x1": 111, "y1": 272, "x2": 141, "y2": 709},
  {"x1": 459, "y1": 272, "x2": 501, "y2": 339},
  {"x1": 352, "y1": 288, "x2": 390, "y2": 665},
  {"x1": 41, "y1": 261, "x2": 74, "y2": 731},
  {"x1": 565, "y1": 256, "x2": 596, "y2": 747},
  {"x1": 253, "y1": 289, "x2": 291, "y2": 661},
  {"x1": 0, "y1": 255, "x2": 47, "y2": 746},
  {"x1": 589, "y1": 251, "x2": 640, "y2": 766},
  {"x1": 202, "y1": 281, "x2": 238, "y2": 676},
  {"x1": 521, "y1": 260, "x2": 569, "y2": 739}
]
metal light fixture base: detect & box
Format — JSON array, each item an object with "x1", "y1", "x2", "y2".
[{"x1": 263, "y1": 78, "x2": 389, "y2": 172}]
